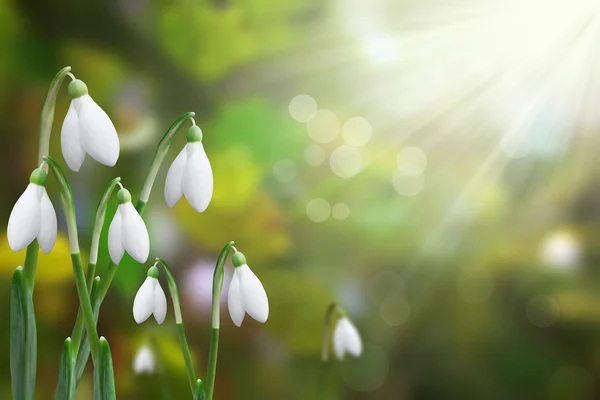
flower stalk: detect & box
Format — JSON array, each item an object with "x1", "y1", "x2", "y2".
[
  {"x1": 43, "y1": 156, "x2": 101, "y2": 360},
  {"x1": 205, "y1": 241, "x2": 236, "y2": 400},
  {"x1": 155, "y1": 258, "x2": 196, "y2": 394}
]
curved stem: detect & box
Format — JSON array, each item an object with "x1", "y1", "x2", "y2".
[
  {"x1": 205, "y1": 241, "x2": 236, "y2": 400},
  {"x1": 138, "y1": 111, "x2": 195, "y2": 209},
  {"x1": 321, "y1": 303, "x2": 339, "y2": 363},
  {"x1": 87, "y1": 177, "x2": 121, "y2": 289},
  {"x1": 43, "y1": 156, "x2": 100, "y2": 361},
  {"x1": 155, "y1": 258, "x2": 195, "y2": 394},
  {"x1": 38, "y1": 66, "x2": 72, "y2": 169}
]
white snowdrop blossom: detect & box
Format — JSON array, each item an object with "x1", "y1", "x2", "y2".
[
  {"x1": 133, "y1": 346, "x2": 155, "y2": 374},
  {"x1": 133, "y1": 266, "x2": 167, "y2": 324},
  {"x1": 108, "y1": 187, "x2": 150, "y2": 264},
  {"x1": 227, "y1": 251, "x2": 269, "y2": 327},
  {"x1": 61, "y1": 78, "x2": 120, "y2": 171},
  {"x1": 164, "y1": 125, "x2": 213, "y2": 212},
  {"x1": 7, "y1": 168, "x2": 57, "y2": 253},
  {"x1": 333, "y1": 316, "x2": 362, "y2": 360}
]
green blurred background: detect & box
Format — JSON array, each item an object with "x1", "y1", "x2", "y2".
[{"x1": 2, "y1": 0, "x2": 600, "y2": 398}]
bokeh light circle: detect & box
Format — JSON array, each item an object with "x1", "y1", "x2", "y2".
[
  {"x1": 306, "y1": 109, "x2": 340, "y2": 143},
  {"x1": 457, "y1": 270, "x2": 494, "y2": 304},
  {"x1": 332, "y1": 203, "x2": 350, "y2": 220},
  {"x1": 289, "y1": 94, "x2": 317, "y2": 122},
  {"x1": 392, "y1": 170, "x2": 425, "y2": 196},
  {"x1": 368, "y1": 270, "x2": 405, "y2": 306},
  {"x1": 343, "y1": 117, "x2": 373, "y2": 146},
  {"x1": 380, "y1": 297, "x2": 411, "y2": 326},
  {"x1": 306, "y1": 198, "x2": 331, "y2": 222},
  {"x1": 330, "y1": 145, "x2": 364, "y2": 178},
  {"x1": 304, "y1": 145, "x2": 326, "y2": 166},
  {"x1": 340, "y1": 343, "x2": 389, "y2": 392},
  {"x1": 397, "y1": 147, "x2": 427, "y2": 176},
  {"x1": 526, "y1": 295, "x2": 560, "y2": 328},
  {"x1": 272, "y1": 159, "x2": 297, "y2": 182},
  {"x1": 541, "y1": 231, "x2": 580, "y2": 269}
]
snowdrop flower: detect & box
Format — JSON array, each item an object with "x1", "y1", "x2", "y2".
[
  {"x1": 228, "y1": 251, "x2": 269, "y2": 327},
  {"x1": 7, "y1": 168, "x2": 57, "y2": 253},
  {"x1": 164, "y1": 125, "x2": 213, "y2": 212},
  {"x1": 61, "y1": 78, "x2": 120, "y2": 171},
  {"x1": 333, "y1": 316, "x2": 362, "y2": 360},
  {"x1": 133, "y1": 346, "x2": 155, "y2": 374},
  {"x1": 133, "y1": 266, "x2": 167, "y2": 324},
  {"x1": 108, "y1": 187, "x2": 150, "y2": 264}
]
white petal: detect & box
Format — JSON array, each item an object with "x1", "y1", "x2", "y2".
[
  {"x1": 77, "y1": 95, "x2": 120, "y2": 167},
  {"x1": 108, "y1": 205, "x2": 125, "y2": 264},
  {"x1": 133, "y1": 277, "x2": 156, "y2": 324},
  {"x1": 182, "y1": 142, "x2": 213, "y2": 212},
  {"x1": 164, "y1": 146, "x2": 187, "y2": 208},
  {"x1": 37, "y1": 189, "x2": 57, "y2": 254},
  {"x1": 7, "y1": 184, "x2": 42, "y2": 252},
  {"x1": 153, "y1": 282, "x2": 167, "y2": 324},
  {"x1": 341, "y1": 318, "x2": 362, "y2": 357},
  {"x1": 227, "y1": 269, "x2": 245, "y2": 327},
  {"x1": 121, "y1": 202, "x2": 150, "y2": 263},
  {"x1": 238, "y1": 264, "x2": 269, "y2": 323},
  {"x1": 333, "y1": 318, "x2": 347, "y2": 360},
  {"x1": 61, "y1": 101, "x2": 86, "y2": 172},
  {"x1": 133, "y1": 347, "x2": 155, "y2": 374}
]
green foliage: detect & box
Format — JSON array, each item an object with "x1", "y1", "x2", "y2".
[
  {"x1": 55, "y1": 338, "x2": 76, "y2": 400},
  {"x1": 75, "y1": 277, "x2": 102, "y2": 384},
  {"x1": 93, "y1": 338, "x2": 116, "y2": 400},
  {"x1": 10, "y1": 266, "x2": 36, "y2": 400}
]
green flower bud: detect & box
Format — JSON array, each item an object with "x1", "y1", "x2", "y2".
[
  {"x1": 186, "y1": 125, "x2": 203, "y2": 142},
  {"x1": 117, "y1": 188, "x2": 132, "y2": 204},
  {"x1": 147, "y1": 266, "x2": 159, "y2": 279},
  {"x1": 29, "y1": 168, "x2": 47, "y2": 186},
  {"x1": 68, "y1": 79, "x2": 88, "y2": 98},
  {"x1": 232, "y1": 251, "x2": 246, "y2": 267}
]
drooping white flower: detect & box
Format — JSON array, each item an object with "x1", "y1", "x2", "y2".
[
  {"x1": 333, "y1": 316, "x2": 362, "y2": 360},
  {"x1": 61, "y1": 78, "x2": 120, "y2": 171},
  {"x1": 133, "y1": 266, "x2": 167, "y2": 324},
  {"x1": 108, "y1": 187, "x2": 150, "y2": 264},
  {"x1": 227, "y1": 251, "x2": 269, "y2": 327},
  {"x1": 164, "y1": 125, "x2": 213, "y2": 212},
  {"x1": 133, "y1": 346, "x2": 155, "y2": 374},
  {"x1": 7, "y1": 168, "x2": 57, "y2": 253}
]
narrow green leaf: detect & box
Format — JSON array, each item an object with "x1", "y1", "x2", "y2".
[
  {"x1": 55, "y1": 338, "x2": 76, "y2": 400},
  {"x1": 94, "y1": 337, "x2": 116, "y2": 400},
  {"x1": 194, "y1": 379, "x2": 206, "y2": 400},
  {"x1": 76, "y1": 277, "x2": 101, "y2": 383},
  {"x1": 10, "y1": 266, "x2": 37, "y2": 400}
]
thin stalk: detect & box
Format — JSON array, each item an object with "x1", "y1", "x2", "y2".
[
  {"x1": 23, "y1": 66, "x2": 72, "y2": 290},
  {"x1": 23, "y1": 240, "x2": 39, "y2": 291},
  {"x1": 155, "y1": 258, "x2": 195, "y2": 394},
  {"x1": 318, "y1": 302, "x2": 339, "y2": 400},
  {"x1": 205, "y1": 241, "x2": 236, "y2": 400},
  {"x1": 69, "y1": 112, "x2": 195, "y2": 379},
  {"x1": 44, "y1": 156, "x2": 100, "y2": 360}
]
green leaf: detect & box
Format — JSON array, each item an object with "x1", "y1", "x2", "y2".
[
  {"x1": 194, "y1": 379, "x2": 206, "y2": 400},
  {"x1": 76, "y1": 277, "x2": 101, "y2": 383},
  {"x1": 93, "y1": 337, "x2": 116, "y2": 400},
  {"x1": 10, "y1": 266, "x2": 37, "y2": 400},
  {"x1": 55, "y1": 338, "x2": 75, "y2": 400}
]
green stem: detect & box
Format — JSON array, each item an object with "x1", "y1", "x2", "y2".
[
  {"x1": 139, "y1": 111, "x2": 195, "y2": 204},
  {"x1": 205, "y1": 241, "x2": 236, "y2": 400},
  {"x1": 43, "y1": 156, "x2": 100, "y2": 361},
  {"x1": 87, "y1": 177, "x2": 121, "y2": 290},
  {"x1": 69, "y1": 112, "x2": 195, "y2": 379},
  {"x1": 156, "y1": 258, "x2": 195, "y2": 394},
  {"x1": 317, "y1": 303, "x2": 340, "y2": 400},
  {"x1": 39, "y1": 66, "x2": 72, "y2": 169},
  {"x1": 24, "y1": 67, "x2": 72, "y2": 291},
  {"x1": 23, "y1": 240, "x2": 39, "y2": 291}
]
